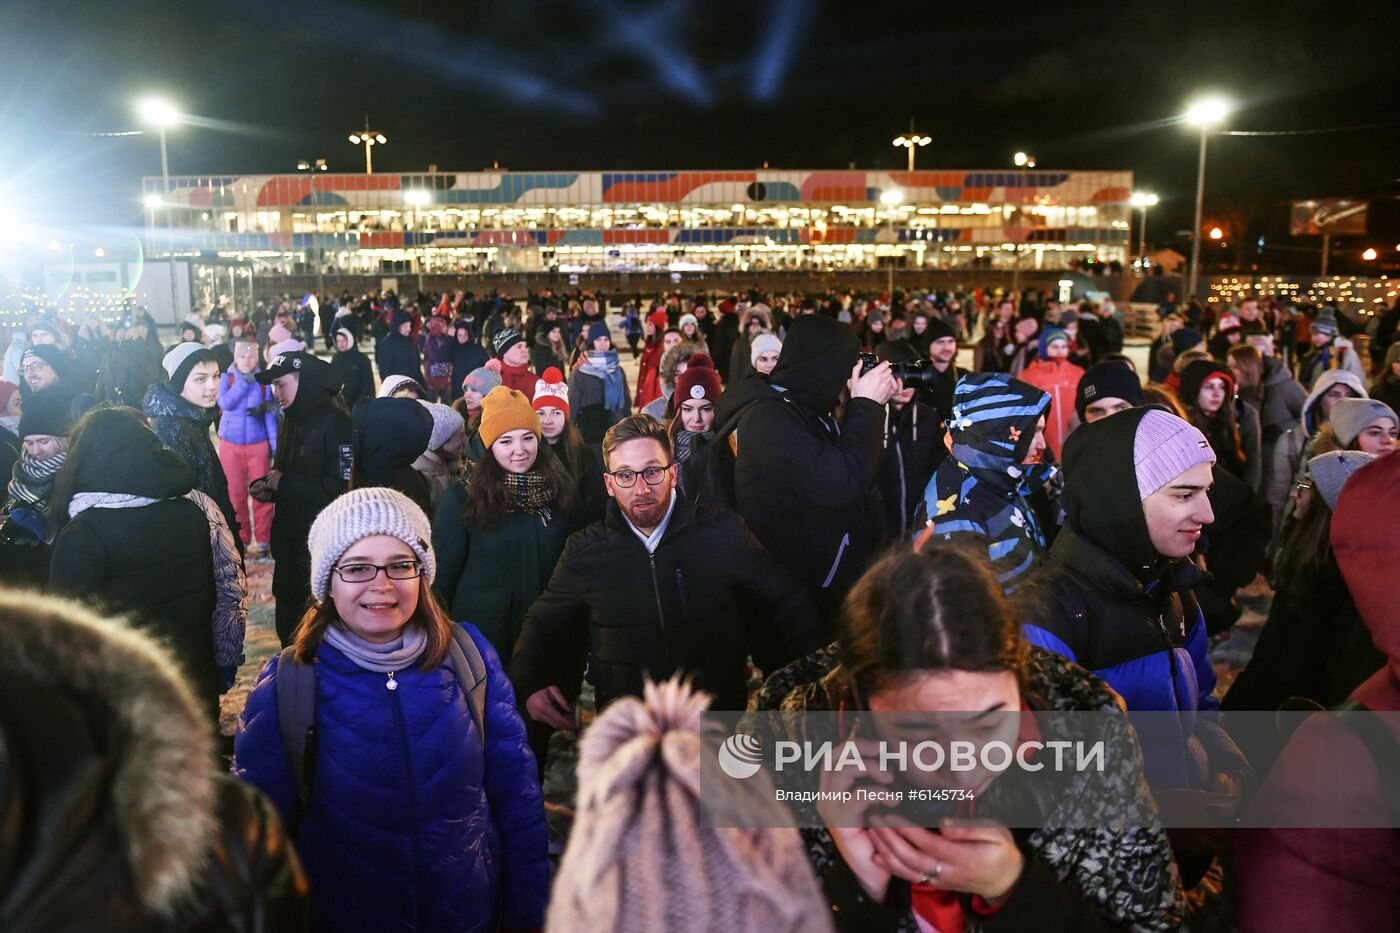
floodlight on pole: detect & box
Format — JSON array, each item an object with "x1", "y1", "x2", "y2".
[
  {"x1": 1183, "y1": 94, "x2": 1234, "y2": 300},
  {"x1": 136, "y1": 95, "x2": 183, "y2": 319},
  {"x1": 891, "y1": 132, "x2": 931, "y2": 172},
  {"x1": 348, "y1": 117, "x2": 387, "y2": 174},
  {"x1": 1130, "y1": 191, "x2": 1159, "y2": 263},
  {"x1": 1362, "y1": 247, "x2": 1378, "y2": 261},
  {"x1": 1011, "y1": 153, "x2": 1036, "y2": 297}
]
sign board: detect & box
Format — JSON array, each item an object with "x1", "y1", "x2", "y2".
[
  {"x1": 1291, "y1": 199, "x2": 1368, "y2": 236},
  {"x1": 568, "y1": 273, "x2": 579, "y2": 285}
]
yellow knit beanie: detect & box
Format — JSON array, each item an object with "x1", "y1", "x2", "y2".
[{"x1": 478, "y1": 386, "x2": 541, "y2": 447}]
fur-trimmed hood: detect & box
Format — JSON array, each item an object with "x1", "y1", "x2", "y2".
[
  {"x1": 738, "y1": 304, "x2": 774, "y2": 335},
  {"x1": 0, "y1": 590, "x2": 217, "y2": 917}
]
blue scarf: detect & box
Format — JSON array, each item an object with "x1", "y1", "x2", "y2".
[{"x1": 580, "y1": 350, "x2": 625, "y2": 411}]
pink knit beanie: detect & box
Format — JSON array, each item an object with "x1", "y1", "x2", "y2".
[
  {"x1": 546, "y1": 679, "x2": 832, "y2": 933},
  {"x1": 1132, "y1": 408, "x2": 1217, "y2": 499}
]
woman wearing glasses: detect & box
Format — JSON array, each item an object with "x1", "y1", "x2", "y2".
[
  {"x1": 431, "y1": 386, "x2": 579, "y2": 664},
  {"x1": 232, "y1": 486, "x2": 549, "y2": 933}
]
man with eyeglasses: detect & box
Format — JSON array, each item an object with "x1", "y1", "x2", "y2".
[{"x1": 511, "y1": 414, "x2": 823, "y2": 734}]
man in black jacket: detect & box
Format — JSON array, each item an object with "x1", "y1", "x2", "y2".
[
  {"x1": 256, "y1": 351, "x2": 352, "y2": 644},
  {"x1": 512, "y1": 415, "x2": 823, "y2": 732},
  {"x1": 872, "y1": 339, "x2": 945, "y2": 545},
  {"x1": 712, "y1": 314, "x2": 897, "y2": 629}
]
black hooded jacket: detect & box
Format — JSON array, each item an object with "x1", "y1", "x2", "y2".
[
  {"x1": 330, "y1": 344, "x2": 374, "y2": 407},
  {"x1": 373, "y1": 312, "x2": 425, "y2": 384},
  {"x1": 713, "y1": 315, "x2": 885, "y2": 628},
  {"x1": 350, "y1": 397, "x2": 433, "y2": 516},
  {"x1": 268, "y1": 357, "x2": 351, "y2": 574},
  {"x1": 48, "y1": 417, "x2": 222, "y2": 709},
  {"x1": 143, "y1": 382, "x2": 242, "y2": 552},
  {"x1": 1023, "y1": 407, "x2": 1248, "y2": 792}
]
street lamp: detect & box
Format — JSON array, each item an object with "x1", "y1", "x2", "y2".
[
  {"x1": 136, "y1": 95, "x2": 182, "y2": 321},
  {"x1": 348, "y1": 119, "x2": 387, "y2": 174},
  {"x1": 1011, "y1": 152, "x2": 1036, "y2": 299},
  {"x1": 892, "y1": 133, "x2": 931, "y2": 172},
  {"x1": 1362, "y1": 247, "x2": 1378, "y2": 261},
  {"x1": 880, "y1": 189, "x2": 904, "y2": 300},
  {"x1": 1130, "y1": 191, "x2": 1159, "y2": 266},
  {"x1": 1183, "y1": 94, "x2": 1233, "y2": 300},
  {"x1": 403, "y1": 189, "x2": 431, "y2": 292},
  {"x1": 297, "y1": 158, "x2": 329, "y2": 300}
]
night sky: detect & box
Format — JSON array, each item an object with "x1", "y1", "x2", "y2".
[{"x1": 3, "y1": 0, "x2": 1398, "y2": 259}]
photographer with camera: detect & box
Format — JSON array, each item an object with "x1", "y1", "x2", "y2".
[
  {"x1": 714, "y1": 314, "x2": 897, "y2": 629},
  {"x1": 872, "y1": 340, "x2": 946, "y2": 544},
  {"x1": 913, "y1": 373, "x2": 1053, "y2": 594}
]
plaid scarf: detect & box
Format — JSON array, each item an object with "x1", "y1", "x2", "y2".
[
  {"x1": 6, "y1": 449, "x2": 66, "y2": 510},
  {"x1": 501, "y1": 469, "x2": 554, "y2": 521}
]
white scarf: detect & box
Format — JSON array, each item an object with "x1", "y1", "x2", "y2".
[{"x1": 323, "y1": 623, "x2": 428, "y2": 673}]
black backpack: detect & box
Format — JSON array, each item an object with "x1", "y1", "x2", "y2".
[{"x1": 275, "y1": 625, "x2": 489, "y2": 822}]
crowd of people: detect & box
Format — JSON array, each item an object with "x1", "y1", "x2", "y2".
[{"x1": 1, "y1": 280, "x2": 1397, "y2": 931}]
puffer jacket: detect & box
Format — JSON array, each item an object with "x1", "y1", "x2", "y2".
[
  {"x1": 143, "y1": 381, "x2": 242, "y2": 549},
  {"x1": 231, "y1": 623, "x2": 548, "y2": 933},
  {"x1": 217, "y1": 368, "x2": 280, "y2": 449},
  {"x1": 0, "y1": 591, "x2": 307, "y2": 933},
  {"x1": 914, "y1": 373, "x2": 1054, "y2": 593},
  {"x1": 748, "y1": 643, "x2": 1188, "y2": 933}
]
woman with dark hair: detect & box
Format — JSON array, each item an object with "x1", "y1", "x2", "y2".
[
  {"x1": 48, "y1": 406, "x2": 246, "y2": 720},
  {"x1": 431, "y1": 386, "x2": 578, "y2": 663},
  {"x1": 1224, "y1": 450, "x2": 1384, "y2": 723},
  {"x1": 532, "y1": 367, "x2": 606, "y2": 521},
  {"x1": 1178, "y1": 358, "x2": 1261, "y2": 492},
  {"x1": 232, "y1": 487, "x2": 548, "y2": 933},
  {"x1": 751, "y1": 544, "x2": 1187, "y2": 932},
  {"x1": 529, "y1": 320, "x2": 568, "y2": 377}
]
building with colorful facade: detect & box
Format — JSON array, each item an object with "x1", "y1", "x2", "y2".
[{"x1": 143, "y1": 167, "x2": 1133, "y2": 277}]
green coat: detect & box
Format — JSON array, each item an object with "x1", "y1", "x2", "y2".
[{"x1": 431, "y1": 481, "x2": 576, "y2": 663}]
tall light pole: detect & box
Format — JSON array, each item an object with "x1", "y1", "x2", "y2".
[
  {"x1": 403, "y1": 189, "x2": 430, "y2": 294},
  {"x1": 1183, "y1": 95, "x2": 1232, "y2": 300},
  {"x1": 348, "y1": 117, "x2": 387, "y2": 174},
  {"x1": 137, "y1": 96, "x2": 182, "y2": 321},
  {"x1": 892, "y1": 125, "x2": 931, "y2": 172},
  {"x1": 297, "y1": 158, "x2": 328, "y2": 300},
  {"x1": 1012, "y1": 151, "x2": 1036, "y2": 300},
  {"x1": 879, "y1": 189, "x2": 904, "y2": 301},
  {"x1": 1130, "y1": 191, "x2": 1159, "y2": 269}
]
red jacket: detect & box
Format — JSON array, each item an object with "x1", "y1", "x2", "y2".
[
  {"x1": 1016, "y1": 359, "x2": 1084, "y2": 458},
  {"x1": 1236, "y1": 453, "x2": 1400, "y2": 932}
]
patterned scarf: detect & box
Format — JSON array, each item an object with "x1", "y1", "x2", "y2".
[
  {"x1": 6, "y1": 449, "x2": 66, "y2": 509},
  {"x1": 674, "y1": 428, "x2": 714, "y2": 464},
  {"x1": 501, "y1": 469, "x2": 554, "y2": 521},
  {"x1": 579, "y1": 350, "x2": 625, "y2": 411}
]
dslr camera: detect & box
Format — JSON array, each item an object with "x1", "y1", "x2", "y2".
[{"x1": 858, "y1": 351, "x2": 938, "y2": 387}]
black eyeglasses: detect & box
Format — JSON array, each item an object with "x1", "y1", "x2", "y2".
[
  {"x1": 332, "y1": 559, "x2": 423, "y2": 584},
  {"x1": 605, "y1": 464, "x2": 673, "y2": 488}
]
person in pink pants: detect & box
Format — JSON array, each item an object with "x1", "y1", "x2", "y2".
[{"x1": 217, "y1": 340, "x2": 280, "y2": 554}]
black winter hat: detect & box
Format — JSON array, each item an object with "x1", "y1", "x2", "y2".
[
  {"x1": 1075, "y1": 361, "x2": 1145, "y2": 421},
  {"x1": 492, "y1": 328, "x2": 524, "y2": 359},
  {"x1": 350, "y1": 397, "x2": 433, "y2": 484},
  {"x1": 17, "y1": 388, "x2": 74, "y2": 438},
  {"x1": 923, "y1": 315, "x2": 958, "y2": 344},
  {"x1": 21, "y1": 345, "x2": 72, "y2": 383}
]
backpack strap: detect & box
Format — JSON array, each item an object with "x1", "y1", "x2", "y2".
[
  {"x1": 447, "y1": 625, "x2": 489, "y2": 753},
  {"x1": 1331, "y1": 699, "x2": 1400, "y2": 825},
  {"x1": 275, "y1": 646, "x2": 318, "y2": 815}
]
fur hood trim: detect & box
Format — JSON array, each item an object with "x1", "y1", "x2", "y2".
[{"x1": 0, "y1": 590, "x2": 217, "y2": 916}]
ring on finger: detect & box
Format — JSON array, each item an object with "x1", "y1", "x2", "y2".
[{"x1": 916, "y1": 862, "x2": 943, "y2": 886}]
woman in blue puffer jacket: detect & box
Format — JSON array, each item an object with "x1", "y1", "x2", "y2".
[{"x1": 232, "y1": 487, "x2": 548, "y2": 933}]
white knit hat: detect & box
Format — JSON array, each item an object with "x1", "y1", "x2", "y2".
[
  {"x1": 307, "y1": 488, "x2": 435, "y2": 602},
  {"x1": 378, "y1": 374, "x2": 423, "y2": 398},
  {"x1": 750, "y1": 333, "x2": 782, "y2": 366},
  {"x1": 418, "y1": 400, "x2": 465, "y2": 451}
]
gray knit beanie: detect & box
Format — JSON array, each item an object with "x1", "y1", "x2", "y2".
[
  {"x1": 547, "y1": 679, "x2": 833, "y2": 933},
  {"x1": 419, "y1": 400, "x2": 466, "y2": 451},
  {"x1": 307, "y1": 487, "x2": 435, "y2": 602},
  {"x1": 1327, "y1": 397, "x2": 1398, "y2": 448},
  {"x1": 1309, "y1": 450, "x2": 1377, "y2": 511}
]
